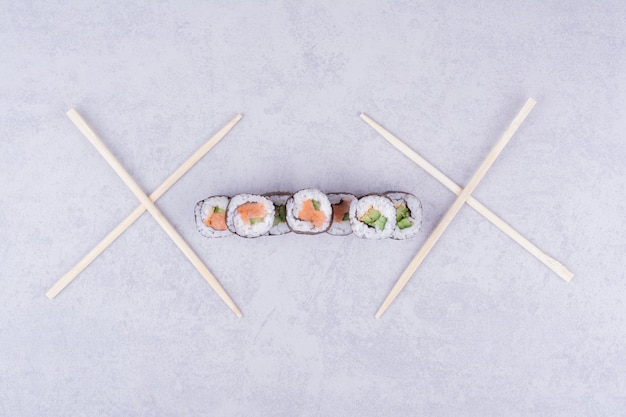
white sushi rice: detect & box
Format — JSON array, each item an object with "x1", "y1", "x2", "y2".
[
  {"x1": 326, "y1": 193, "x2": 357, "y2": 236},
  {"x1": 386, "y1": 191, "x2": 423, "y2": 240},
  {"x1": 226, "y1": 194, "x2": 275, "y2": 238},
  {"x1": 264, "y1": 192, "x2": 291, "y2": 236},
  {"x1": 286, "y1": 189, "x2": 332, "y2": 234},
  {"x1": 194, "y1": 196, "x2": 233, "y2": 238},
  {"x1": 197, "y1": 190, "x2": 421, "y2": 240},
  {"x1": 350, "y1": 194, "x2": 397, "y2": 239}
]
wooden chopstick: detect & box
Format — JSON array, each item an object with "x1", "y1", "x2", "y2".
[
  {"x1": 46, "y1": 114, "x2": 242, "y2": 299},
  {"x1": 360, "y1": 113, "x2": 573, "y2": 282},
  {"x1": 47, "y1": 114, "x2": 242, "y2": 299},
  {"x1": 375, "y1": 98, "x2": 536, "y2": 318},
  {"x1": 59, "y1": 109, "x2": 243, "y2": 317}
]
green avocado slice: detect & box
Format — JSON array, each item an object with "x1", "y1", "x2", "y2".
[
  {"x1": 361, "y1": 208, "x2": 381, "y2": 226},
  {"x1": 249, "y1": 217, "x2": 265, "y2": 225},
  {"x1": 312, "y1": 199, "x2": 321, "y2": 210},
  {"x1": 395, "y1": 203, "x2": 410, "y2": 222},
  {"x1": 273, "y1": 204, "x2": 286, "y2": 226},
  {"x1": 214, "y1": 206, "x2": 226, "y2": 214},
  {"x1": 374, "y1": 215, "x2": 387, "y2": 230},
  {"x1": 397, "y1": 217, "x2": 413, "y2": 230}
]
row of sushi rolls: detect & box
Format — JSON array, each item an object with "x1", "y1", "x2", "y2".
[{"x1": 195, "y1": 189, "x2": 422, "y2": 240}]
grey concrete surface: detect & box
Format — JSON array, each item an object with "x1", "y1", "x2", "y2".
[{"x1": 1, "y1": 1, "x2": 625, "y2": 415}]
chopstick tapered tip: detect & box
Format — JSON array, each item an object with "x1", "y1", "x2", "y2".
[
  {"x1": 559, "y1": 268, "x2": 574, "y2": 282},
  {"x1": 523, "y1": 98, "x2": 537, "y2": 111},
  {"x1": 374, "y1": 303, "x2": 387, "y2": 318},
  {"x1": 232, "y1": 306, "x2": 243, "y2": 318},
  {"x1": 544, "y1": 257, "x2": 574, "y2": 282}
]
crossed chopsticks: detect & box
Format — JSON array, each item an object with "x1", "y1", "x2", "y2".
[
  {"x1": 48, "y1": 99, "x2": 571, "y2": 319},
  {"x1": 362, "y1": 98, "x2": 573, "y2": 318},
  {"x1": 47, "y1": 109, "x2": 244, "y2": 317}
]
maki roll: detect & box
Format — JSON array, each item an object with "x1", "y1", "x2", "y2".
[
  {"x1": 264, "y1": 192, "x2": 291, "y2": 236},
  {"x1": 386, "y1": 191, "x2": 423, "y2": 240},
  {"x1": 326, "y1": 193, "x2": 357, "y2": 236},
  {"x1": 226, "y1": 194, "x2": 275, "y2": 238},
  {"x1": 286, "y1": 189, "x2": 332, "y2": 234},
  {"x1": 350, "y1": 194, "x2": 396, "y2": 239},
  {"x1": 194, "y1": 189, "x2": 421, "y2": 239},
  {"x1": 194, "y1": 196, "x2": 233, "y2": 238}
]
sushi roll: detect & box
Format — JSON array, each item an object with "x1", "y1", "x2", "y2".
[
  {"x1": 326, "y1": 193, "x2": 357, "y2": 236},
  {"x1": 264, "y1": 192, "x2": 291, "y2": 236},
  {"x1": 286, "y1": 189, "x2": 332, "y2": 234},
  {"x1": 226, "y1": 194, "x2": 275, "y2": 238},
  {"x1": 350, "y1": 194, "x2": 396, "y2": 239},
  {"x1": 386, "y1": 191, "x2": 423, "y2": 240},
  {"x1": 194, "y1": 196, "x2": 233, "y2": 238}
]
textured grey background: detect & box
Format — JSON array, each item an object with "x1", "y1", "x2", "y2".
[{"x1": 1, "y1": 1, "x2": 625, "y2": 416}]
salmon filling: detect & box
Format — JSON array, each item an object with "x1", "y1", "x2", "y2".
[
  {"x1": 204, "y1": 208, "x2": 227, "y2": 230},
  {"x1": 298, "y1": 199, "x2": 326, "y2": 228},
  {"x1": 332, "y1": 199, "x2": 352, "y2": 223},
  {"x1": 237, "y1": 202, "x2": 267, "y2": 224}
]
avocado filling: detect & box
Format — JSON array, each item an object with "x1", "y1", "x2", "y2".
[
  {"x1": 361, "y1": 207, "x2": 387, "y2": 230},
  {"x1": 361, "y1": 208, "x2": 380, "y2": 224},
  {"x1": 395, "y1": 203, "x2": 413, "y2": 230},
  {"x1": 397, "y1": 217, "x2": 412, "y2": 229},
  {"x1": 249, "y1": 217, "x2": 265, "y2": 225},
  {"x1": 213, "y1": 206, "x2": 226, "y2": 214},
  {"x1": 342, "y1": 212, "x2": 350, "y2": 221},
  {"x1": 373, "y1": 215, "x2": 387, "y2": 230},
  {"x1": 312, "y1": 199, "x2": 321, "y2": 210},
  {"x1": 273, "y1": 204, "x2": 286, "y2": 226}
]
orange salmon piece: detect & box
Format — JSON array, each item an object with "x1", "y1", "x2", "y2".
[
  {"x1": 237, "y1": 202, "x2": 266, "y2": 224},
  {"x1": 298, "y1": 199, "x2": 326, "y2": 228},
  {"x1": 203, "y1": 210, "x2": 227, "y2": 230},
  {"x1": 332, "y1": 199, "x2": 352, "y2": 223},
  {"x1": 209, "y1": 212, "x2": 227, "y2": 230}
]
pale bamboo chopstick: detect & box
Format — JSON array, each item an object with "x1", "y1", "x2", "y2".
[
  {"x1": 62, "y1": 109, "x2": 243, "y2": 318},
  {"x1": 375, "y1": 98, "x2": 536, "y2": 318},
  {"x1": 360, "y1": 113, "x2": 573, "y2": 282},
  {"x1": 46, "y1": 114, "x2": 242, "y2": 299}
]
